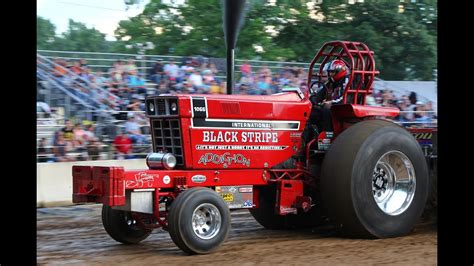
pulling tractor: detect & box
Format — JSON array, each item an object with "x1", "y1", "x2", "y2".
[{"x1": 72, "y1": 41, "x2": 436, "y2": 254}]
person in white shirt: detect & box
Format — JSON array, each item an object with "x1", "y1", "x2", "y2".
[{"x1": 164, "y1": 60, "x2": 180, "y2": 81}]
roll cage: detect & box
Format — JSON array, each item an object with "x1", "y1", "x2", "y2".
[{"x1": 306, "y1": 41, "x2": 379, "y2": 106}]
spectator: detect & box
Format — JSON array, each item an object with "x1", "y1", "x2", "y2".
[
  {"x1": 209, "y1": 63, "x2": 219, "y2": 76},
  {"x1": 113, "y1": 131, "x2": 133, "y2": 160},
  {"x1": 149, "y1": 59, "x2": 164, "y2": 84},
  {"x1": 181, "y1": 81, "x2": 195, "y2": 94},
  {"x1": 53, "y1": 58, "x2": 67, "y2": 78},
  {"x1": 164, "y1": 59, "x2": 180, "y2": 82},
  {"x1": 393, "y1": 99, "x2": 408, "y2": 122},
  {"x1": 70, "y1": 61, "x2": 82, "y2": 75},
  {"x1": 79, "y1": 58, "x2": 88, "y2": 68},
  {"x1": 240, "y1": 60, "x2": 252, "y2": 76},
  {"x1": 202, "y1": 69, "x2": 215, "y2": 84},
  {"x1": 258, "y1": 64, "x2": 272, "y2": 78},
  {"x1": 189, "y1": 69, "x2": 205, "y2": 92},
  {"x1": 124, "y1": 58, "x2": 137, "y2": 74},
  {"x1": 256, "y1": 76, "x2": 271, "y2": 95},
  {"x1": 406, "y1": 92, "x2": 418, "y2": 121},
  {"x1": 128, "y1": 71, "x2": 147, "y2": 95},
  {"x1": 37, "y1": 138, "x2": 51, "y2": 163},
  {"x1": 180, "y1": 60, "x2": 195, "y2": 80},
  {"x1": 83, "y1": 124, "x2": 97, "y2": 142},
  {"x1": 209, "y1": 80, "x2": 221, "y2": 94},
  {"x1": 124, "y1": 113, "x2": 146, "y2": 144},
  {"x1": 73, "y1": 123, "x2": 87, "y2": 147},
  {"x1": 238, "y1": 83, "x2": 249, "y2": 95},
  {"x1": 87, "y1": 137, "x2": 102, "y2": 161},
  {"x1": 95, "y1": 71, "x2": 109, "y2": 89},
  {"x1": 53, "y1": 132, "x2": 74, "y2": 162},
  {"x1": 62, "y1": 119, "x2": 75, "y2": 143},
  {"x1": 414, "y1": 102, "x2": 431, "y2": 126},
  {"x1": 425, "y1": 101, "x2": 436, "y2": 119}
]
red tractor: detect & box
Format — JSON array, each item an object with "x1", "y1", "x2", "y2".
[{"x1": 72, "y1": 41, "x2": 435, "y2": 254}]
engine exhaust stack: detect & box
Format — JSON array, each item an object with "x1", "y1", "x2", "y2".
[{"x1": 222, "y1": 0, "x2": 247, "y2": 94}]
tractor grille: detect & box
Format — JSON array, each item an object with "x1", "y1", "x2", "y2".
[{"x1": 150, "y1": 118, "x2": 184, "y2": 165}]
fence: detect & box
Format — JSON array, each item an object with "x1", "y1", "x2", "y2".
[{"x1": 37, "y1": 50, "x2": 310, "y2": 82}]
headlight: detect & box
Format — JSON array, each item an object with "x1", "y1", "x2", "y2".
[
  {"x1": 146, "y1": 152, "x2": 176, "y2": 170},
  {"x1": 147, "y1": 101, "x2": 155, "y2": 114},
  {"x1": 171, "y1": 102, "x2": 177, "y2": 112},
  {"x1": 169, "y1": 99, "x2": 178, "y2": 115}
]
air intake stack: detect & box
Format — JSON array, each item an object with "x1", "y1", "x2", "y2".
[{"x1": 222, "y1": 0, "x2": 247, "y2": 94}]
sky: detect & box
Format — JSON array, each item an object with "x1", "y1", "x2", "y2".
[{"x1": 37, "y1": 0, "x2": 151, "y2": 41}]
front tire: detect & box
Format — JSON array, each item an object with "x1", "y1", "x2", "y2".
[
  {"x1": 320, "y1": 119, "x2": 429, "y2": 238},
  {"x1": 101, "y1": 205, "x2": 152, "y2": 244},
  {"x1": 168, "y1": 187, "x2": 231, "y2": 254}
]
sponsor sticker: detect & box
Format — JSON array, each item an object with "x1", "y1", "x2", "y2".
[
  {"x1": 191, "y1": 175, "x2": 206, "y2": 183},
  {"x1": 221, "y1": 193, "x2": 234, "y2": 202},
  {"x1": 198, "y1": 152, "x2": 251, "y2": 167},
  {"x1": 239, "y1": 187, "x2": 253, "y2": 193}
]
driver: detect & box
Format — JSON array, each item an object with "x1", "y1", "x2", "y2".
[{"x1": 309, "y1": 59, "x2": 349, "y2": 132}]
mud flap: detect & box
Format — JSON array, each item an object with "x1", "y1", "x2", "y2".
[{"x1": 276, "y1": 180, "x2": 307, "y2": 215}]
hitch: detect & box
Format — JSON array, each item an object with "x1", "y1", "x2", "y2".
[{"x1": 72, "y1": 166, "x2": 126, "y2": 206}]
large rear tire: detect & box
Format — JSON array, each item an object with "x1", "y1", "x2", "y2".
[
  {"x1": 168, "y1": 187, "x2": 231, "y2": 254},
  {"x1": 102, "y1": 205, "x2": 152, "y2": 244},
  {"x1": 320, "y1": 119, "x2": 429, "y2": 238}
]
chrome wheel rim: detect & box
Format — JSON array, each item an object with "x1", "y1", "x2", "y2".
[
  {"x1": 372, "y1": 151, "x2": 416, "y2": 216},
  {"x1": 192, "y1": 203, "x2": 221, "y2": 240}
]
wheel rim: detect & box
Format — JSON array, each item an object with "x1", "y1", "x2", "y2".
[
  {"x1": 372, "y1": 151, "x2": 416, "y2": 216},
  {"x1": 123, "y1": 212, "x2": 140, "y2": 230},
  {"x1": 192, "y1": 203, "x2": 222, "y2": 240}
]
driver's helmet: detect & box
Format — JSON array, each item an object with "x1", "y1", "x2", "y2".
[{"x1": 323, "y1": 59, "x2": 348, "y2": 83}]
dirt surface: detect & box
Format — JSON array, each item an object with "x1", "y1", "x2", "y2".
[{"x1": 37, "y1": 204, "x2": 437, "y2": 265}]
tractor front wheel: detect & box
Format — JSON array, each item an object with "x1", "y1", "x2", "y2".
[
  {"x1": 168, "y1": 187, "x2": 231, "y2": 254},
  {"x1": 102, "y1": 205, "x2": 152, "y2": 244}
]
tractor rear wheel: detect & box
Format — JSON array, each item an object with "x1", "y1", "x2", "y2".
[
  {"x1": 320, "y1": 119, "x2": 429, "y2": 238},
  {"x1": 102, "y1": 205, "x2": 152, "y2": 244}
]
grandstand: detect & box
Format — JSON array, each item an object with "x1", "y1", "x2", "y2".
[{"x1": 36, "y1": 50, "x2": 437, "y2": 163}]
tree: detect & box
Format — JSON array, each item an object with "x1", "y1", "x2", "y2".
[
  {"x1": 115, "y1": 0, "x2": 294, "y2": 60},
  {"x1": 37, "y1": 16, "x2": 56, "y2": 50},
  {"x1": 60, "y1": 20, "x2": 110, "y2": 52},
  {"x1": 344, "y1": 1, "x2": 437, "y2": 80},
  {"x1": 38, "y1": 0, "x2": 437, "y2": 80},
  {"x1": 37, "y1": 17, "x2": 113, "y2": 52}
]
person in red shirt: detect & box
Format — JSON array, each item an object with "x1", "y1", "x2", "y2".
[
  {"x1": 113, "y1": 131, "x2": 133, "y2": 159},
  {"x1": 240, "y1": 60, "x2": 252, "y2": 77}
]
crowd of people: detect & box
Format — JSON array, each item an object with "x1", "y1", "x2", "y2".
[
  {"x1": 37, "y1": 120, "x2": 103, "y2": 162},
  {"x1": 37, "y1": 115, "x2": 152, "y2": 162},
  {"x1": 370, "y1": 90, "x2": 437, "y2": 125},
  {"x1": 38, "y1": 56, "x2": 436, "y2": 163},
  {"x1": 49, "y1": 56, "x2": 310, "y2": 104}
]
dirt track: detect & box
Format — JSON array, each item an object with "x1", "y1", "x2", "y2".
[{"x1": 37, "y1": 204, "x2": 437, "y2": 265}]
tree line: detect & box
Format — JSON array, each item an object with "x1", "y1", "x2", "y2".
[{"x1": 37, "y1": 0, "x2": 437, "y2": 80}]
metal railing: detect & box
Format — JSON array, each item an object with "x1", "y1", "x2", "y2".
[
  {"x1": 37, "y1": 54, "x2": 120, "y2": 104},
  {"x1": 37, "y1": 50, "x2": 309, "y2": 82}
]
